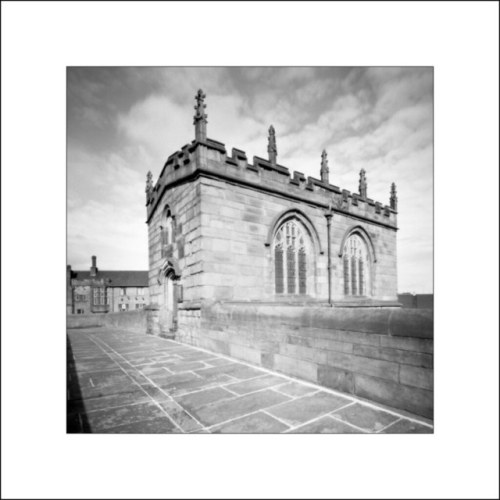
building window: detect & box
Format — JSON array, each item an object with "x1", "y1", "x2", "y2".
[
  {"x1": 137, "y1": 287, "x2": 145, "y2": 296},
  {"x1": 77, "y1": 309, "x2": 84, "y2": 314},
  {"x1": 106, "y1": 289, "x2": 111, "y2": 305},
  {"x1": 120, "y1": 287, "x2": 126, "y2": 296},
  {"x1": 161, "y1": 207, "x2": 175, "y2": 245},
  {"x1": 75, "y1": 294, "x2": 86, "y2": 302},
  {"x1": 343, "y1": 233, "x2": 370, "y2": 297},
  {"x1": 119, "y1": 303, "x2": 129, "y2": 312},
  {"x1": 273, "y1": 219, "x2": 309, "y2": 295},
  {"x1": 135, "y1": 303, "x2": 144, "y2": 310},
  {"x1": 93, "y1": 287, "x2": 106, "y2": 305}
]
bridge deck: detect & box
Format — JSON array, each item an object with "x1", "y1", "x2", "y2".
[{"x1": 67, "y1": 327, "x2": 433, "y2": 434}]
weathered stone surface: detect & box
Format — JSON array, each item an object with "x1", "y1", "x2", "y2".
[
  {"x1": 389, "y1": 309, "x2": 433, "y2": 339},
  {"x1": 326, "y1": 351, "x2": 399, "y2": 382},
  {"x1": 380, "y1": 335, "x2": 433, "y2": 354},
  {"x1": 290, "y1": 415, "x2": 364, "y2": 434},
  {"x1": 273, "y1": 381, "x2": 317, "y2": 397},
  {"x1": 352, "y1": 344, "x2": 433, "y2": 368},
  {"x1": 174, "y1": 386, "x2": 234, "y2": 411},
  {"x1": 156, "y1": 399, "x2": 204, "y2": 432},
  {"x1": 192, "y1": 389, "x2": 290, "y2": 427},
  {"x1": 84, "y1": 402, "x2": 165, "y2": 432},
  {"x1": 68, "y1": 327, "x2": 433, "y2": 433},
  {"x1": 273, "y1": 354, "x2": 318, "y2": 382},
  {"x1": 354, "y1": 373, "x2": 433, "y2": 419},
  {"x1": 267, "y1": 391, "x2": 351, "y2": 427},
  {"x1": 317, "y1": 364, "x2": 355, "y2": 394},
  {"x1": 195, "y1": 363, "x2": 263, "y2": 381},
  {"x1": 381, "y1": 418, "x2": 433, "y2": 434},
  {"x1": 225, "y1": 374, "x2": 288, "y2": 395},
  {"x1": 399, "y1": 365, "x2": 433, "y2": 390},
  {"x1": 167, "y1": 361, "x2": 208, "y2": 373},
  {"x1": 102, "y1": 416, "x2": 180, "y2": 433},
  {"x1": 332, "y1": 403, "x2": 398, "y2": 432},
  {"x1": 211, "y1": 412, "x2": 289, "y2": 433},
  {"x1": 150, "y1": 372, "x2": 200, "y2": 391},
  {"x1": 204, "y1": 357, "x2": 234, "y2": 367}
]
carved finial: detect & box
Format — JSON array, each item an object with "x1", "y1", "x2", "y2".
[
  {"x1": 359, "y1": 168, "x2": 367, "y2": 198},
  {"x1": 320, "y1": 150, "x2": 329, "y2": 183},
  {"x1": 146, "y1": 171, "x2": 153, "y2": 202},
  {"x1": 267, "y1": 125, "x2": 277, "y2": 165},
  {"x1": 390, "y1": 182, "x2": 398, "y2": 211},
  {"x1": 193, "y1": 89, "x2": 207, "y2": 142}
]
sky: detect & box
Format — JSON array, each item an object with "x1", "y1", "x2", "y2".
[{"x1": 67, "y1": 67, "x2": 433, "y2": 293}]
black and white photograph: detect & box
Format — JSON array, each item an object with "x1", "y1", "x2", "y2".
[
  {"x1": 66, "y1": 67, "x2": 434, "y2": 434},
  {"x1": 2, "y1": 2, "x2": 498, "y2": 499}
]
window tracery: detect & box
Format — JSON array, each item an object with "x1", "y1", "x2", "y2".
[
  {"x1": 343, "y1": 233, "x2": 370, "y2": 296},
  {"x1": 273, "y1": 219, "x2": 308, "y2": 295}
]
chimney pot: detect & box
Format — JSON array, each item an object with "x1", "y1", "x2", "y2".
[{"x1": 90, "y1": 256, "x2": 98, "y2": 276}]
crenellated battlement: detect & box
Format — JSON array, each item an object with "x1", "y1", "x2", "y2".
[
  {"x1": 146, "y1": 90, "x2": 398, "y2": 230},
  {"x1": 146, "y1": 138, "x2": 397, "y2": 229}
]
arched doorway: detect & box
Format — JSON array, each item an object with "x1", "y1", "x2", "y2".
[{"x1": 158, "y1": 260, "x2": 181, "y2": 335}]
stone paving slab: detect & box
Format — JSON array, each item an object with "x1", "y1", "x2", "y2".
[
  {"x1": 67, "y1": 327, "x2": 434, "y2": 434},
  {"x1": 211, "y1": 412, "x2": 289, "y2": 433},
  {"x1": 102, "y1": 416, "x2": 180, "y2": 434},
  {"x1": 273, "y1": 381, "x2": 318, "y2": 397},
  {"x1": 84, "y1": 402, "x2": 165, "y2": 432},
  {"x1": 174, "y1": 387, "x2": 235, "y2": 411},
  {"x1": 224, "y1": 374, "x2": 288, "y2": 395},
  {"x1": 288, "y1": 415, "x2": 365, "y2": 434},
  {"x1": 331, "y1": 403, "x2": 399, "y2": 433},
  {"x1": 191, "y1": 389, "x2": 291, "y2": 427},
  {"x1": 266, "y1": 391, "x2": 352, "y2": 427},
  {"x1": 379, "y1": 418, "x2": 433, "y2": 434}
]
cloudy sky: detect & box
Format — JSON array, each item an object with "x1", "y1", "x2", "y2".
[{"x1": 67, "y1": 67, "x2": 433, "y2": 293}]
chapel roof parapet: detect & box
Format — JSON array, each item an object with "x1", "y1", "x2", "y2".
[{"x1": 146, "y1": 137, "x2": 398, "y2": 229}]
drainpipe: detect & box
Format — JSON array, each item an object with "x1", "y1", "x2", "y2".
[{"x1": 325, "y1": 208, "x2": 333, "y2": 306}]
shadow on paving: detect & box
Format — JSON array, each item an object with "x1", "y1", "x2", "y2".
[{"x1": 66, "y1": 336, "x2": 91, "y2": 433}]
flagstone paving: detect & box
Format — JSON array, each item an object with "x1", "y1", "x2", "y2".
[{"x1": 67, "y1": 327, "x2": 434, "y2": 434}]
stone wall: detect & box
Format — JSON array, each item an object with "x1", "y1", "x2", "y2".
[
  {"x1": 398, "y1": 293, "x2": 434, "y2": 309},
  {"x1": 177, "y1": 303, "x2": 433, "y2": 418},
  {"x1": 67, "y1": 310, "x2": 147, "y2": 332},
  {"x1": 197, "y1": 177, "x2": 398, "y2": 302},
  {"x1": 147, "y1": 179, "x2": 203, "y2": 309}
]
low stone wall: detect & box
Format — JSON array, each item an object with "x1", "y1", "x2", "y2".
[
  {"x1": 177, "y1": 303, "x2": 433, "y2": 419},
  {"x1": 398, "y1": 293, "x2": 434, "y2": 309},
  {"x1": 67, "y1": 310, "x2": 147, "y2": 333}
]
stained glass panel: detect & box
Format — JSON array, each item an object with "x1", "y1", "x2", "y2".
[
  {"x1": 287, "y1": 246, "x2": 296, "y2": 294},
  {"x1": 275, "y1": 246, "x2": 284, "y2": 294},
  {"x1": 298, "y1": 247, "x2": 306, "y2": 294}
]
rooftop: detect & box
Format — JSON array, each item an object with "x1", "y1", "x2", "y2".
[{"x1": 70, "y1": 270, "x2": 148, "y2": 287}]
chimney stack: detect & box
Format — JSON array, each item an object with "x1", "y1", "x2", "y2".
[{"x1": 90, "y1": 255, "x2": 98, "y2": 277}]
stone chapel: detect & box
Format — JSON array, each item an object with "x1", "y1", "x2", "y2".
[{"x1": 145, "y1": 89, "x2": 399, "y2": 338}]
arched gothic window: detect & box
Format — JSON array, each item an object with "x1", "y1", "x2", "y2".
[
  {"x1": 161, "y1": 207, "x2": 174, "y2": 247},
  {"x1": 274, "y1": 219, "x2": 309, "y2": 295},
  {"x1": 343, "y1": 234, "x2": 370, "y2": 296}
]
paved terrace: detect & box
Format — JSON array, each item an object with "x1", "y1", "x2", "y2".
[{"x1": 67, "y1": 327, "x2": 433, "y2": 434}]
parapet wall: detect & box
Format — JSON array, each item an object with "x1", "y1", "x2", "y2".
[
  {"x1": 177, "y1": 303, "x2": 433, "y2": 418},
  {"x1": 67, "y1": 310, "x2": 147, "y2": 333},
  {"x1": 146, "y1": 139, "x2": 398, "y2": 230}
]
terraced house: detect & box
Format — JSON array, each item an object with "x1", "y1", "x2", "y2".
[
  {"x1": 145, "y1": 90, "x2": 433, "y2": 419},
  {"x1": 67, "y1": 256, "x2": 149, "y2": 314}
]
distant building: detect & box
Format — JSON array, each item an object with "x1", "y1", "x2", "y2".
[{"x1": 66, "y1": 256, "x2": 149, "y2": 314}]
